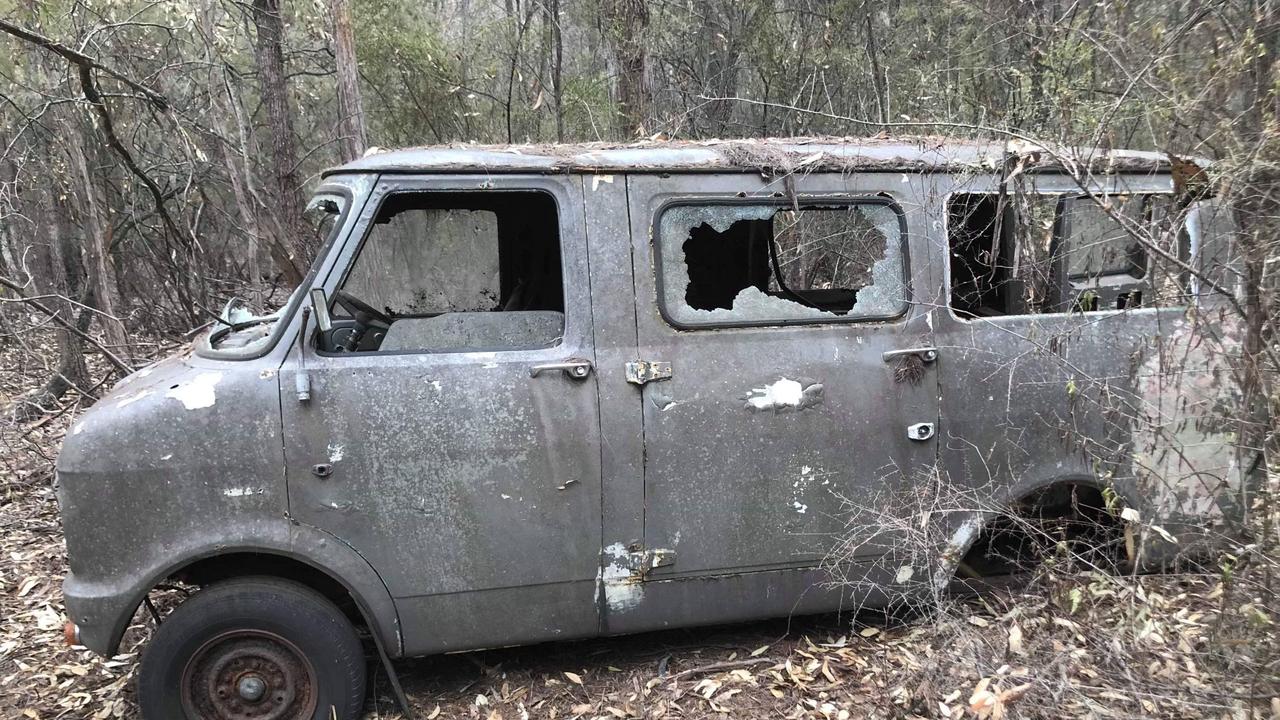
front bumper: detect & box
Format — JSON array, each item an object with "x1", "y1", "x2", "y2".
[{"x1": 62, "y1": 572, "x2": 139, "y2": 657}]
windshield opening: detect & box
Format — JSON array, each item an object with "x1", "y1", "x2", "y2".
[{"x1": 206, "y1": 190, "x2": 350, "y2": 354}]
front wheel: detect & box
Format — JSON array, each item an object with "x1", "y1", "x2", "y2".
[{"x1": 137, "y1": 577, "x2": 367, "y2": 720}]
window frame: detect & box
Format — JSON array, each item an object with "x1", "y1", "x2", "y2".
[
  {"x1": 197, "y1": 180, "x2": 361, "y2": 361},
  {"x1": 320, "y1": 185, "x2": 568, "y2": 357},
  {"x1": 652, "y1": 196, "x2": 912, "y2": 331},
  {"x1": 941, "y1": 188, "x2": 1187, "y2": 321}
]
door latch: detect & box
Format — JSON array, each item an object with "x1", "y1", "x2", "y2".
[
  {"x1": 625, "y1": 547, "x2": 677, "y2": 574},
  {"x1": 625, "y1": 361, "x2": 672, "y2": 386},
  {"x1": 907, "y1": 422, "x2": 936, "y2": 441}
]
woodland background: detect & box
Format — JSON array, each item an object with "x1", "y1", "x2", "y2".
[{"x1": 0, "y1": 0, "x2": 1278, "y2": 717}]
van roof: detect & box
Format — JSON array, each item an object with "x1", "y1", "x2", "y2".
[{"x1": 322, "y1": 136, "x2": 1183, "y2": 178}]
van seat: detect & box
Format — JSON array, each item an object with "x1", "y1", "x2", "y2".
[{"x1": 379, "y1": 311, "x2": 564, "y2": 352}]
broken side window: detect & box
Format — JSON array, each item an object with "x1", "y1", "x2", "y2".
[
  {"x1": 947, "y1": 192, "x2": 1191, "y2": 317},
  {"x1": 332, "y1": 191, "x2": 564, "y2": 353},
  {"x1": 657, "y1": 203, "x2": 907, "y2": 327}
]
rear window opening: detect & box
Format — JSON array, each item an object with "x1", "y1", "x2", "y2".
[
  {"x1": 329, "y1": 190, "x2": 564, "y2": 353},
  {"x1": 947, "y1": 192, "x2": 1190, "y2": 317},
  {"x1": 658, "y1": 203, "x2": 907, "y2": 327}
]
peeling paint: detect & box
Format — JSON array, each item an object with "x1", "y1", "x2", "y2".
[
  {"x1": 599, "y1": 542, "x2": 643, "y2": 612},
  {"x1": 327, "y1": 444, "x2": 346, "y2": 463},
  {"x1": 745, "y1": 378, "x2": 823, "y2": 412},
  {"x1": 223, "y1": 487, "x2": 264, "y2": 498},
  {"x1": 115, "y1": 389, "x2": 152, "y2": 408},
  {"x1": 164, "y1": 372, "x2": 222, "y2": 410}
]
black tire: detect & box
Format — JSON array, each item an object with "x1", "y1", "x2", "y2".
[{"x1": 137, "y1": 577, "x2": 367, "y2": 720}]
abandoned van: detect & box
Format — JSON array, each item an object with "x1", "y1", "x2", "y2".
[{"x1": 55, "y1": 138, "x2": 1255, "y2": 719}]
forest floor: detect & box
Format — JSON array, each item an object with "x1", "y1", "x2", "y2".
[{"x1": 1, "y1": 337, "x2": 1277, "y2": 719}]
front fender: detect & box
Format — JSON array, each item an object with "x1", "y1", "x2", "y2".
[{"x1": 63, "y1": 518, "x2": 402, "y2": 658}]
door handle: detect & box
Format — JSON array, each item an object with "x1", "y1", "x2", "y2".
[
  {"x1": 882, "y1": 347, "x2": 938, "y2": 363},
  {"x1": 529, "y1": 358, "x2": 593, "y2": 380}
]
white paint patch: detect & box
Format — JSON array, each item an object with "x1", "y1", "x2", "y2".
[
  {"x1": 599, "y1": 542, "x2": 643, "y2": 612},
  {"x1": 327, "y1": 444, "x2": 346, "y2": 463},
  {"x1": 223, "y1": 487, "x2": 264, "y2": 498},
  {"x1": 160, "y1": 454, "x2": 173, "y2": 461},
  {"x1": 428, "y1": 379, "x2": 442, "y2": 393},
  {"x1": 165, "y1": 372, "x2": 222, "y2": 410},
  {"x1": 72, "y1": 422, "x2": 86, "y2": 436},
  {"x1": 115, "y1": 389, "x2": 152, "y2": 408},
  {"x1": 591, "y1": 174, "x2": 615, "y2": 191},
  {"x1": 500, "y1": 493, "x2": 512, "y2": 500},
  {"x1": 792, "y1": 501, "x2": 808, "y2": 514},
  {"x1": 895, "y1": 565, "x2": 915, "y2": 583},
  {"x1": 746, "y1": 378, "x2": 804, "y2": 410}
]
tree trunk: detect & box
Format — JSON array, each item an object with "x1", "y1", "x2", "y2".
[
  {"x1": 13, "y1": 183, "x2": 91, "y2": 421},
  {"x1": 66, "y1": 125, "x2": 130, "y2": 357},
  {"x1": 602, "y1": 0, "x2": 651, "y2": 138},
  {"x1": 252, "y1": 0, "x2": 307, "y2": 287},
  {"x1": 550, "y1": 0, "x2": 565, "y2": 142},
  {"x1": 330, "y1": 0, "x2": 368, "y2": 162}
]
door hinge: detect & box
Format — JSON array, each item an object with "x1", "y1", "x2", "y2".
[
  {"x1": 625, "y1": 360, "x2": 672, "y2": 386},
  {"x1": 626, "y1": 547, "x2": 677, "y2": 575}
]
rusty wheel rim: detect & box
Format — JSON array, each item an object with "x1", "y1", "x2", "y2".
[{"x1": 180, "y1": 629, "x2": 318, "y2": 720}]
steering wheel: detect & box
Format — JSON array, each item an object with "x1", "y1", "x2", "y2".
[
  {"x1": 332, "y1": 290, "x2": 392, "y2": 351},
  {"x1": 334, "y1": 290, "x2": 393, "y2": 326}
]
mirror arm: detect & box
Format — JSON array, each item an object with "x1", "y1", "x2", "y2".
[{"x1": 296, "y1": 305, "x2": 313, "y2": 403}]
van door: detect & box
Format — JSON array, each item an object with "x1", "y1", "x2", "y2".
[
  {"x1": 614, "y1": 172, "x2": 940, "y2": 628},
  {"x1": 279, "y1": 175, "x2": 603, "y2": 655}
]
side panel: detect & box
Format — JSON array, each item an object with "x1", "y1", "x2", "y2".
[
  {"x1": 280, "y1": 174, "x2": 605, "y2": 655},
  {"x1": 931, "y1": 172, "x2": 1248, "y2": 565},
  {"x1": 609, "y1": 172, "x2": 941, "y2": 634}
]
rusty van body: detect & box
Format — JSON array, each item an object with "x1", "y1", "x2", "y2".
[{"x1": 55, "y1": 139, "x2": 1257, "y2": 719}]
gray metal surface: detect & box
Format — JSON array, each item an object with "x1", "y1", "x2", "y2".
[
  {"x1": 55, "y1": 147, "x2": 1252, "y2": 665},
  {"x1": 56, "y1": 350, "x2": 401, "y2": 657},
  {"x1": 278, "y1": 174, "x2": 603, "y2": 656},
  {"x1": 594, "y1": 172, "x2": 939, "y2": 635}
]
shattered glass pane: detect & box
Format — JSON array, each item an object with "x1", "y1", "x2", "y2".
[{"x1": 659, "y1": 203, "x2": 906, "y2": 326}]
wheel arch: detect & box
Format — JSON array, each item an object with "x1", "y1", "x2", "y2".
[
  {"x1": 68, "y1": 521, "x2": 402, "y2": 659},
  {"x1": 931, "y1": 472, "x2": 1135, "y2": 588}
]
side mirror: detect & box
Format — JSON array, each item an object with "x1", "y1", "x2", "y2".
[{"x1": 309, "y1": 287, "x2": 333, "y2": 333}]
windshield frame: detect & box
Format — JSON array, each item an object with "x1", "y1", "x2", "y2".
[{"x1": 196, "y1": 180, "x2": 363, "y2": 360}]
